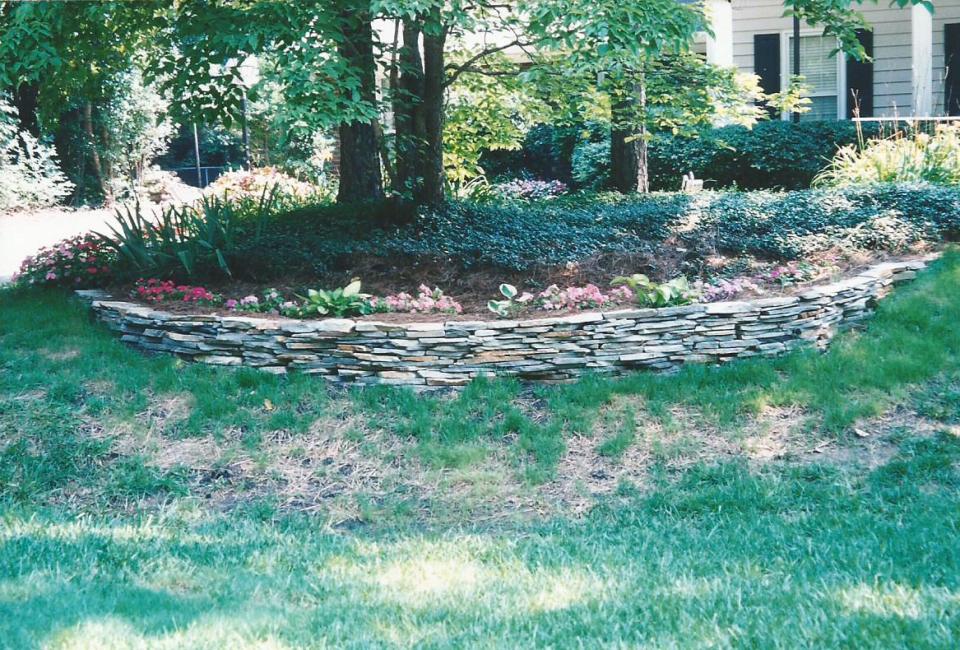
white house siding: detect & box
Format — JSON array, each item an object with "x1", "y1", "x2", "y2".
[
  {"x1": 730, "y1": 0, "x2": 914, "y2": 117},
  {"x1": 932, "y1": 2, "x2": 960, "y2": 113}
]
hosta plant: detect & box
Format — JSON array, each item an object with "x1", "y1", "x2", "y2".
[
  {"x1": 296, "y1": 280, "x2": 371, "y2": 317},
  {"x1": 611, "y1": 274, "x2": 697, "y2": 308},
  {"x1": 487, "y1": 283, "x2": 534, "y2": 318}
]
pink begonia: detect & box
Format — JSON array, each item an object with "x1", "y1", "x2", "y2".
[
  {"x1": 240, "y1": 295, "x2": 260, "y2": 307},
  {"x1": 375, "y1": 285, "x2": 463, "y2": 314},
  {"x1": 536, "y1": 283, "x2": 633, "y2": 311},
  {"x1": 225, "y1": 299, "x2": 239, "y2": 310},
  {"x1": 695, "y1": 277, "x2": 763, "y2": 303}
]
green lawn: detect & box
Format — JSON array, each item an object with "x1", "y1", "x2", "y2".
[{"x1": 1, "y1": 253, "x2": 960, "y2": 648}]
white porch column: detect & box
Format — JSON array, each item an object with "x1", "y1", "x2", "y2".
[
  {"x1": 705, "y1": 0, "x2": 734, "y2": 68},
  {"x1": 912, "y1": 3, "x2": 933, "y2": 116}
]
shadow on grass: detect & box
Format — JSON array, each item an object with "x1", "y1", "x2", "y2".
[{"x1": 0, "y1": 429, "x2": 958, "y2": 647}]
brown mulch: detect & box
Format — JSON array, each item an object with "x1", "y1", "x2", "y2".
[{"x1": 105, "y1": 245, "x2": 936, "y2": 322}]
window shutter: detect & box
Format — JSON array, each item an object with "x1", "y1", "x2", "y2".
[
  {"x1": 754, "y1": 34, "x2": 781, "y2": 117},
  {"x1": 946, "y1": 23, "x2": 960, "y2": 116},
  {"x1": 846, "y1": 29, "x2": 874, "y2": 118}
]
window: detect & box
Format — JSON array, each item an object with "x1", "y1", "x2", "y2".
[{"x1": 782, "y1": 32, "x2": 844, "y2": 121}]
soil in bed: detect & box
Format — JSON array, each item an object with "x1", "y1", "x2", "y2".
[{"x1": 105, "y1": 242, "x2": 938, "y2": 322}]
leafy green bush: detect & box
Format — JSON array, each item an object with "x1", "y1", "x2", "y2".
[
  {"x1": 0, "y1": 98, "x2": 74, "y2": 210},
  {"x1": 571, "y1": 140, "x2": 611, "y2": 191},
  {"x1": 485, "y1": 120, "x2": 881, "y2": 191},
  {"x1": 815, "y1": 125, "x2": 960, "y2": 187},
  {"x1": 98, "y1": 183, "x2": 958, "y2": 285},
  {"x1": 648, "y1": 120, "x2": 882, "y2": 190}
]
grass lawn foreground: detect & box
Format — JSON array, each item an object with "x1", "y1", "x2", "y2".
[{"x1": 1, "y1": 252, "x2": 960, "y2": 648}]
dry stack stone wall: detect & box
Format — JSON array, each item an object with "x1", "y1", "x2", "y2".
[{"x1": 78, "y1": 260, "x2": 927, "y2": 389}]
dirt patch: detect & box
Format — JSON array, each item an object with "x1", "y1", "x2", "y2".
[
  {"x1": 40, "y1": 348, "x2": 81, "y2": 362},
  {"x1": 740, "y1": 405, "x2": 810, "y2": 462},
  {"x1": 548, "y1": 433, "x2": 652, "y2": 516},
  {"x1": 141, "y1": 394, "x2": 194, "y2": 435}
]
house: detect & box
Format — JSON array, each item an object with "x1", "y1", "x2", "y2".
[{"x1": 701, "y1": 0, "x2": 960, "y2": 119}]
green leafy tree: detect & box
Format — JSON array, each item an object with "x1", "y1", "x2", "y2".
[{"x1": 0, "y1": 1, "x2": 171, "y2": 201}]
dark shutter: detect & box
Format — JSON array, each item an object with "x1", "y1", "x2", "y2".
[
  {"x1": 754, "y1": 34, "x2": 781, "y2": 117},
  {"x1": 846, "y1": 29, "x2": 874, "y2": 118},
  {"x1": 945, "y1": 23, "x2": 960, "y2": 116}
]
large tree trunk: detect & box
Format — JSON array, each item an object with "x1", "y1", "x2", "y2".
[
  {"x1": 82, "y1": 100, "x2": 109, "y2": 201},
  {"x1": 12, "y1": 82, "x2": 40, "y2": 138},
  {"x1": 394, "y1": 20, "x2": 425, "y2": 199},
  {"x1": 393, "y1": 13, "x2": 446, "y2": 208},
  {"x1": 610, "y1": 128, "x2": 648, "y2": 193},
  {"x1": 335, "y1": 9, "x2": 384, "y2": 204},
  {"x1": 610, "y1": 83, "x2": 649, "y2": 194},
  {"x1": 417, "y1": 11, "x2": 446, "y2": 207}
]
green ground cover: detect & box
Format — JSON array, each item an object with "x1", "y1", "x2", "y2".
[{"x1": 1, "y1": 252, "x2": 959, "y2": 648}]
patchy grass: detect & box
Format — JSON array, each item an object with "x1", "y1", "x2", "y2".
[{"x1": 1, "y1": 252, "x2": 960, "y2": 645}]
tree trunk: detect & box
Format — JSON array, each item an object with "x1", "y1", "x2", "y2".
[
  {"x1": 82, "y1": 100, "x2": 109, "y2": 200},
  {"x1": 417, "y1": 10, "x2": 446, "y2": 207},
  {"x1": 12, "y1": 82, "x2": 40, "y2": 138},
  {"x1": 394, "y1": 20, "x2": 425, "y2": 198},
  {"x1": 55, "y1": 107, "x2": 83, "y2": 202},
  {"x1": 609, "y1": 83, "x2": 649, "y2": 193},
  {"x1": 335, "y1": 9, "x2": 384, "y2": 204}
]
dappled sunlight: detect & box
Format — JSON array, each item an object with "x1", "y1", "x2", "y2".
[
  {"x1": 659, "y1": 575, "x2": 723, "y2": 600},
  {"x1": 0, "y1": 515, "x2": 218, "y2": 547},
  {"x1": 335, "y1": 536, "x2": 613, "y2": 617},
  {"x1": 833, "y1": 583, "x2": 941, "y2": 620},
  {"x1": 46, "y1": 615, "x2": 295, "y2": 650},
  {"x1": 374, "y1": 556, "x2": 488, "y2": 600},
  {"x1": 523, "y1": 567, "x2": 610, "y2": 613}
]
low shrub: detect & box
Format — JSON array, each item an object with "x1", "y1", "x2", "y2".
[
  {"x1": 647, "y1": 120, "x2": 881, "y2": 190},
  {"x1": 0, "y1": 98, "x2": 74, "y2": 210},
  {"x1": 13, "y1": 234, "x2": 115, "y2": 287},
  {"x1": 492, "y1": 178, "x2": 568, "y2": 201},
  {"x1": 228, "y1": 184, "x2": 959, "y2": 279},
  {"x1": 611, "y1": 274, "x2": 696, "y2": 308},
  {"x1": 486, "y1": 120, "x2": 882, "y2": 191},
  {"x1": 207, "y1": 166, "x2": 332, "y2": 209}
]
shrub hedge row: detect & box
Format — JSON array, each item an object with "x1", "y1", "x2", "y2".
[
  {"x1": 484, "y1": 121, "x2": 882, "y2": 191},
  {"x1": 234, "y1": 184, "x2": 960, "y2": 278}
]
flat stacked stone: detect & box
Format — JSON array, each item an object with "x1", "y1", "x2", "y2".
[{"x1": 75, "y1": 258, "x2": 931, "y2": 389}]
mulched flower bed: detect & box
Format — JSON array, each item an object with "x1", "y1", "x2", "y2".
[{"x1": 106, "y1": 245, "x2": 937, "y2": 322}]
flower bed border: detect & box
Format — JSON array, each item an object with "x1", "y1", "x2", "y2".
[{"x1": 78, "y1": 259, "x2": 928, "y2": 389}]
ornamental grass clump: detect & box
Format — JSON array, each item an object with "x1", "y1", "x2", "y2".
[{"x1": 816, "y1": 123, "x2": 960, "y2": 187}]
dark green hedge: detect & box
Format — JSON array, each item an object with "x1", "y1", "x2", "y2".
[
  {"x1": 648, "y1": 120, "x2": 881, "y2": 191},
  {"x1": 483, "y1": 121, "x2": 882, "y2": 191},
  {"x1": 234, "y1": 184, "x2": 960, "y2": 278}
]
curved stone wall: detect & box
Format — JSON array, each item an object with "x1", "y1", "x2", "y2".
[{"x1": 78, "y1": 259, "x2": 927, "y2": 388}]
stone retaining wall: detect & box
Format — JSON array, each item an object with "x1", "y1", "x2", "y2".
[{"x1": 78, "y1": 259, "x2": 928, "y2": 388}]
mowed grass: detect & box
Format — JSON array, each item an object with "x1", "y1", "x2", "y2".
[{"x1": 1, "y1": 252, "x2": 960, "y2": 647}]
